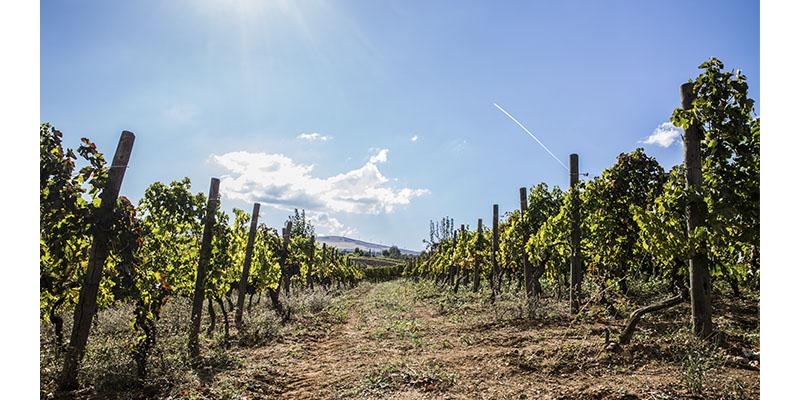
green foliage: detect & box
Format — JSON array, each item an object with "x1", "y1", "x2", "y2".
[
  {"x1": 382, "y1": 245, "x2": 402, "y2": 259},
  {"x1": 288, "y1": 208, "x2": 315, "y2": 238},
  {"x1": 129, "y1": 178, "x2": 206, "y2": 376},
  {"x1": 581, "y1": 149, "x2": 665, "y2": 287},
  {"x1": 410, "y1": 58, "x2": 759, "y2": 299},
  {"x1": 426, "y1": 216, "x2": 455, "y2": 248},
  {"x1": 499, "y1": 210, "x2": 525, "y2": 276},
  {"x1": 205, "y1": 208, "x2": 234, "y2": 300},
  {"x1": 638, "y1": 57, "x2": 761, "y2": 286},
  {"x1": 40, "y1": 122, "x2": 148, "y2": 377},
  {"x1": 136, "y1": 178, "x2": 205, "y2": 298},
  {"x1": 40, "y1": 123, "x2": 97, "y2": 325},
  {"x1": 362, "y1": 264, "x2": 405, "y2": 281},
  {"x1": 633, "y1": 166, "x2": 690, "y2": 284},
  {"x1": 39, "y1": 123, "x2": 140, "y2": 336},
  {"x1": 252, "y1": 224, "x2": 282, "y2": 290},
  {"x1": 527, "y1": 184, "x2": 578, "y2": 282}
]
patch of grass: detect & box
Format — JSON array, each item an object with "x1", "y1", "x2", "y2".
[
  {"x1": 720, "y1": 378, "x2": 752, "y2": 400},
  {"x1": 510, "y1": 341, "x2": 602, "y2": 375},
  {"x1": 40, "y1": 284, "x2": 361, "y2": 399},
  {"x1": 359, "y1": 361, "x2": 457, "y2": 395},
  {"x1": 408, "y1": 278, "x2": 443, "y2": 301},
  {"x1": 237, "y1": 308, "x2": 281, "y2": 347},
  {"x1": 367, "y1": 286, "x2": 412, "y2": 314},
  {"x1": 370, "y1": 318, "x2": 422, "y2": 341},
  {"x1": 678, "y1": 337, "x2": 725, "y2": 398}
]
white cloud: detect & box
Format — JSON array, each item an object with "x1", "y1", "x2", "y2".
[
  {"x1": 306, "y1": 211, "x2": 357, "y2": 236},
  {"x1": 642, "y1": 122, "x2": 682, "y2": 147},
  {"x1": 411, "y1": 135, "x2": 418, "y2": 142},
  {"x1": 368, "y1": 148, "x2": 389, "y2": 164},
  {"x1": 212, "y1": 148, "x2": 428, "y2": 215},
  {"x1": 297, "y1": 132, "x2": 332, "y2": 142}
]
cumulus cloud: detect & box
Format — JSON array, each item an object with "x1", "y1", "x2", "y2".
[
  {"x1": 297, "y1": 132, "x2": 332, "y2": 142},
  {"x1": 642, "y1": 122, "x2": 682, "y2": 147},
  {"x1": 411, "y1": 135, "x2": 418, "y2": 142},
  {"x1": 306, "y1": 211, "x2": 357, "y2": 236},
  {"x1": 368, "y1": 148, "x2": 389, "y2": 164},
  {"x1": 212, "y1": 149, "x2": 428, "y2": 215}
]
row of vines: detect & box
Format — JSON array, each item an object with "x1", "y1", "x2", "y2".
[
  {"x1": 403, "y1": 58, "x2": 759, "y2": 343},
  {"x1": 41, "y1": 128, "x2": 363, "y2": 390}
]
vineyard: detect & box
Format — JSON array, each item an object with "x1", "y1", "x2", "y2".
[{"x1": 40, "y1": 58, "x2": 759, "y2": 399}]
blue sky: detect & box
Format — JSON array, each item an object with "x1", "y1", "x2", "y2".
[{"x1": 41, "y1": 0, "x2": 759, "y2": 250}]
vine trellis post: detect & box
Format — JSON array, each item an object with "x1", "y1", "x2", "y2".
[
  {"x1": 569, "y1": 153, "x2": 583, "y2": 314},
  {"x1": 235, "y1": 202, "x2": 260, "y2": 330},
  {"x1": 491, "y1": 204, "x2": 500, "y2": 298},
  {"x1": 472, "y1": 218, "x2": 483, "y2": 292},
  {"x1": 59, "y1": 131, "x2": 135, "y2": 391},
  {"x1": 453, "y1": 224, "x2": 466, "y2": 292},
  {"x1": 681, "y1": 82, "x2": 713, "y2": 338},
  {"x1": 520, "y1": 187, "x2": 533, "y2": 300},
  {"x1": 188, "y1": 177, "x2": 220, "y2": 360},
  {"x1": 308, "y1": 235, "x2": 316, "y2": 289},
  {"x1": 448, "y1": 229, "x2": 458, "y2": 286},
  {"x1": 281, "y1": 222, "x2": 293, "y2": 296}
]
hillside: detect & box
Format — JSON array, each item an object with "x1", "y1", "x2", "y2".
[{"x1": 316, "y1": 235, "x2": 420, "y2": 256}]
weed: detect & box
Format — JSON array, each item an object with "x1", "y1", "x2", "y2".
[
  {"x1": 679, "y1": 337, "x2": 725, "y2": 397},
  {"x1": 361, "y1": 361, "x2": 457, "y2": 394}
]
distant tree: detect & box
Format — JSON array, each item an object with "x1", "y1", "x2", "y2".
[
  {"x1": 288, "y1": 208, "x2": 314, "y2": 238},
  {"x1": 426, "y1": 216, "x2": 454, "y2": 249},
  {"x1": 382, "y1": 245, "x2": 402, "y2": 259},
  {"x1": 353, "y1": 247, "x2": 363, "y2": 256}
]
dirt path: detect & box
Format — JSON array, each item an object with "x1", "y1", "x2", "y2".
[
  {"x1": 277, "y1": 284, "x2": 379, "y2": 398},
  {"x1": 220, "y1": 280, "x2": 759, "y2": 399}
]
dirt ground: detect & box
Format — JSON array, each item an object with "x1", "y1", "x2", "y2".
[{"x1": 187, "y1": 280, "x2": 759, "y2": 400}]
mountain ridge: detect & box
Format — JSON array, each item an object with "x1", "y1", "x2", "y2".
[{"x1": 316, "y1": 235, "x2": 420, "y2": 256}]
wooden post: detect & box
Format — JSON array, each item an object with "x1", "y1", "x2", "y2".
[
  {"x1": 321, "y1": 242, "x2": 327, "y2": 288},
  {"x1": 492, "y1": 204, "x2": 500, "y2": 295},
  {"x1": 235, "y1": 203, "x2": 260, "y2": 330},
  {"x1": 520, "y1": 187, "x2": 533, "y2": 299},
  {"x1": 454, "y1": 224, "x2": 466, "y2": 292},
  {"x1": 569, "y1": 154, "x2": 582, "y2": 314},
  {"x1": 188, "y1": 178, "x2": 220, "y2": 360},
  {"x1": 448, "y1": 230, "x2": 457, "y2": 285},
  {"x1": 281, "y1": 222, "x2": 293, "y2": 296},
  {"x1": 59, "y1": 131, "x2": 135, "y2": 391},
  {"x1": 308, "y1": 235, "x2": 315, "y2": 289},
  {"x1": 681, "y1": 82, "x2": 713, "y2": 338},
  {"x1": 472, "y1": 218, "x2": 483, "y2": 292}
]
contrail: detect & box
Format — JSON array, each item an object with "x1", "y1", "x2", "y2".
[{"x1": 493, "y1": 102, "x2": 569, "y2": 171}]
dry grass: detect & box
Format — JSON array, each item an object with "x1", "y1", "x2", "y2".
[
  {"x1": 40, "y1": 279, "x2": 759, "y2": 399},
  {"x1": 40, "y1": 287, "x2": 348, "y2": 399}
]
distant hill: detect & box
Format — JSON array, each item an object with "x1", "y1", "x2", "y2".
[{"x1": 316, "y1": 235, "x2": 420, "y2": 256}]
